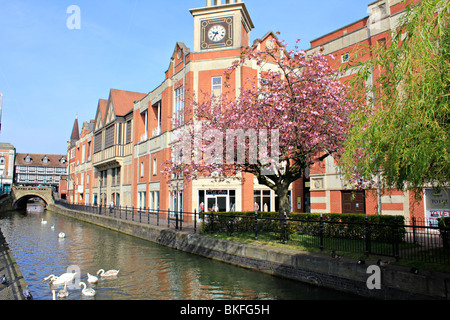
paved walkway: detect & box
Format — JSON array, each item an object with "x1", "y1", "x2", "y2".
[{"x1": 0, "y1": 228, "x2": 30, "y2": 300}]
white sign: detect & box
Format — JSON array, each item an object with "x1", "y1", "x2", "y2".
[{"x1": 425, "y1": 188, "x2": 450, "y2": 226}]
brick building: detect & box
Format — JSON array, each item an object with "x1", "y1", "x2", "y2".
[
  {"x1": 67, "y1": 0, "x2": 446, "y2": 223},
  {"x1": 306, "y1": 0, "x2": 449, "y2": 224},
  {"x1": 15, "y1": 153, "x2": 67, "y2": 192},
  {"x1": 0, "y1": 143, "x2": 16, "y2": 194},
  {"x1": 67, "y1": 0, "x2": 308, "y2": 215}
]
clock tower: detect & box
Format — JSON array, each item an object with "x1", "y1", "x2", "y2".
[{"x1": 190, "y1": 0, "x2": 254, "y2": 52}]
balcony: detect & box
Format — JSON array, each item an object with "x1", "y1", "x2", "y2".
[{"x1": 93, "y1": 144, "x2": 133, "y2": 169}]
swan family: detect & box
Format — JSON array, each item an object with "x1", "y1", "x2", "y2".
[
  {"x1": 40, "y1": 216, "x2": 67, "y2": 239},
  {"x1": 40, "y1": 213, "x2": 121, "y2": 300},
  {"x1": 44, "y1": 268, "x2": 119, "y2": 299}
]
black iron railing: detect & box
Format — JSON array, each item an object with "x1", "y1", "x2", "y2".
[{"x1": 54, "y1": 200, "x2": 450, "y2": 265}]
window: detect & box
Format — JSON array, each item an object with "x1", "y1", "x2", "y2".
[
  {"x1": 153, "y1": 158, "x2": 157, "y2": 176},
  {"x1": 141, "y1": 110, "x2": 148, "y2": 141},
  {"x1": 174, "y1": 86, "x2": 184, "y2": 127},
  {"x1": 25, "y1": 155, "x2": 32, "y2": 163},
  {"x1": 105, "y1": 125, "x2": 115, "y2": 149},
  {"x1": 212, "y1": 76, "x2": 222, "y2": 97},
  {"x1": 150, "y1": 191, "x2": 160, "y2": 211},
  {"x1": 152, "y1": 101, "x2": 162, "y2": 137},
  {"x1": 82, "y1": 145, "x2": 86, "y2": 163},
  {"x1": 254, "y1": 190, "x2": 271, "y2": 212},
  {"x1": 94, "y1": 132, "x2": 102, "y2": 153},
  {"x1": 0, "y1": 157, "x2": 5, "y2": 165},
  {"x1": 140, "y1": 162, "x2": 144, "y2": 178},
  {"x1": 126, "y1": 120, "x2": 132, "y2": 144},
  {"x1": 138, "y1": 192, "x2": 146, "y2": 209}
]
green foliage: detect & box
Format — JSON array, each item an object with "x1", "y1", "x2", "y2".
[
  {"x1": 200, "y1": 211, "x2": 406, "y2": 243},
  {"x1": 340, "y1": 0, "x2": 450, "y2": 193}
]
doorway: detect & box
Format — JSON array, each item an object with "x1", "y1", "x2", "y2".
[{"x1": 342, "y1": 191, "x2": 366, "y2": 214}]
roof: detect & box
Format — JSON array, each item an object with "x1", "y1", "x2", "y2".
[
  {"x1": 0, "y1": 143, "x2": 15, "y2": 150},
  {"x1": 98, "y1": 99, "x2": 108, "y2": 123},
  {"x1": 109, "y1": 89, "x2": 147, "y2": 117},
  {"x1": 70, "y1": 118, "x2": 80, "y2": 142},
  {"x1": 15, "y1": 153, "x2": 67, "y2": 168}
]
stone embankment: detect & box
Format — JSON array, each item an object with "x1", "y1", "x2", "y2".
[
  {"x1": 45, "y1": 203, "x2": 450, "y2": 300},
  {"x1": 0, "y1": 229, "x2": 30, "y2": 300}
]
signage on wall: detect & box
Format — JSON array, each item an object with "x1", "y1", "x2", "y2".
[{"x1": 425, "y1": 188, "x2": 450, "y2": 226}]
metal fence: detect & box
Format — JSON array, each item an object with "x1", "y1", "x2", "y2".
[{"x1": 55, "y1": 201, "x2": 450, "y2": 266}]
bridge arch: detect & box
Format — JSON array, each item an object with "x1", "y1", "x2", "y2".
[{"x1": 11, "y1": 187, "x2": 54, "y2": 210}]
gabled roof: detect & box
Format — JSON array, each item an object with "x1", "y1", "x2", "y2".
[
  {"x1": 109, "y1": 89, "x2": 147, "y2": 117},
  {"x1": 94, "y1": 99, "x2": 108, "y2": 132},
  {"x1": 70, "y1": 118, "x2": 80, "y2": 143},
  {"x1": 15, "y1": 153, "x2": 67, "y2": 168}
]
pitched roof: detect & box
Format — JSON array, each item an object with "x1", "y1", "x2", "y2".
[
  {"x1": 98, "y1": 99, "x2": 108, "y2": 123},
  {"x1": 15, "y1": 153, "x2": 67, "y2": 168},
  {"x1": 109, "y1": 89, "x2": 147, "y2": 117},
  {"x1": 70, "y1": 118, "x2": 80, "y2": 142}
]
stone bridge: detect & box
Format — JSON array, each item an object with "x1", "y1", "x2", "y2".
[{"x1": 11, "y1": 186, "x2": 55, "y2": 209}]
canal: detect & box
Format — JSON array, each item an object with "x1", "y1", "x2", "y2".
[{"x1": 0, "y1": 205, "x2": 362, "y2": 300}]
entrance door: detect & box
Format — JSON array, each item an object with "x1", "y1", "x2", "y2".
[{"x1": 342, "y1": 191, "x2": 365, "y2": 214}]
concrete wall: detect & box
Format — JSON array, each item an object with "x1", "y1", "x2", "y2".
[{"x1": 47, "y1": 203, "x2": 450, "y2": 300}]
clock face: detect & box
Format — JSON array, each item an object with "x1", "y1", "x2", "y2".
[
  {"x1": 200, "y1": 17, "x2": 233, "y2": 50},
  {"x1": 208, "y1": 25, "x2": 226, "y2": 42}
]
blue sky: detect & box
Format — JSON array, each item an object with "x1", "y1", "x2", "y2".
[{"x1": 0, "y1": 0, "x2": 370, "y2": 155}]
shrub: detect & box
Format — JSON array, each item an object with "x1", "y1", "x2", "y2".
[{"x1": 200, "y1": 211, "x2": 406, "y2": 243}]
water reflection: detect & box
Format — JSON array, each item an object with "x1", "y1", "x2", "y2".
[{"x1": 0, "y1": 208, "x2": 361, "y2": 300}]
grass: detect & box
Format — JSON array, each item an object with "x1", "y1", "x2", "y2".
[{"x1": 202, "y1": 230, "x2": 450, "y2": 273}]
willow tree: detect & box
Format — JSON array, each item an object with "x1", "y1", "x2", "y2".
[{"x1": 339, "y1": 0, "x2": 449, "y2": 195}]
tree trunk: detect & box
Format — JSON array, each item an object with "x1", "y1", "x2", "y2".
[{"x1": 277, "y1": 185, "x2": 291, "y2": 218}]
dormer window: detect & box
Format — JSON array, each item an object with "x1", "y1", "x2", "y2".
[
  {"x1": 43, "y1": 156, "x2": 49, "y2": 164},
  {"x1": 61, "y1": 157, "x2": 67, "y2": 164},
  {"x1": 25, "y1": 155, "x2": 31, "y2": 163}
]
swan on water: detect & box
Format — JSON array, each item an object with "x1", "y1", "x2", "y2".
[
  {"x1": 97, "y1": 269, "x2": 119, "y2": 277},
  {"x1": 41, "y1": 219, "x2": 47, "y2": 225},
  {"x1": 79, "y1": 282, "x2": 96, "y2": 296},
  {"x1": 43, "y1": 272, "x2": 77, "y2": 285},
  {"x1": 58, "y1": 232, "x2": 65, "y2": 238},
  {"x1": 51, "y1": 225, "x2": 55, "y2": 230},
  {"x1": 87, "y1": 273, "x2": 98, "y2": 284}
]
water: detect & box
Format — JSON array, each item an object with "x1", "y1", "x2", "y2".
[{"x1": 0, "y1": 206, "x2": 361, "y2": 300}]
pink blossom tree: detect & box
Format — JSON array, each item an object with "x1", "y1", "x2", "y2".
[{"x1": 164, "y1": 38, "x2": 359, "y2": 216}]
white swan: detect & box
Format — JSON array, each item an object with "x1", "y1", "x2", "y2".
[
  {"x1": 43, "y1": 272, "x2": 77, "y2": 285},
  {"x1": 79, "y1": 282, "x2": 95, "y2": 296},
  {"x1": 97, "y1": 269, "x2": 119, "y2": 277},
  {"x1": 41, "y1": 219, "x2": 47, "y2": 225},
  {"x1": 58, "y1": 232, "x2": 65, "y2": 238},
  {"x1": 51, "y1": 225, "x2": 55, "y2": 230},
  {"x1": 87, "y1": 273, "x2": 98, "y2": 284}
]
